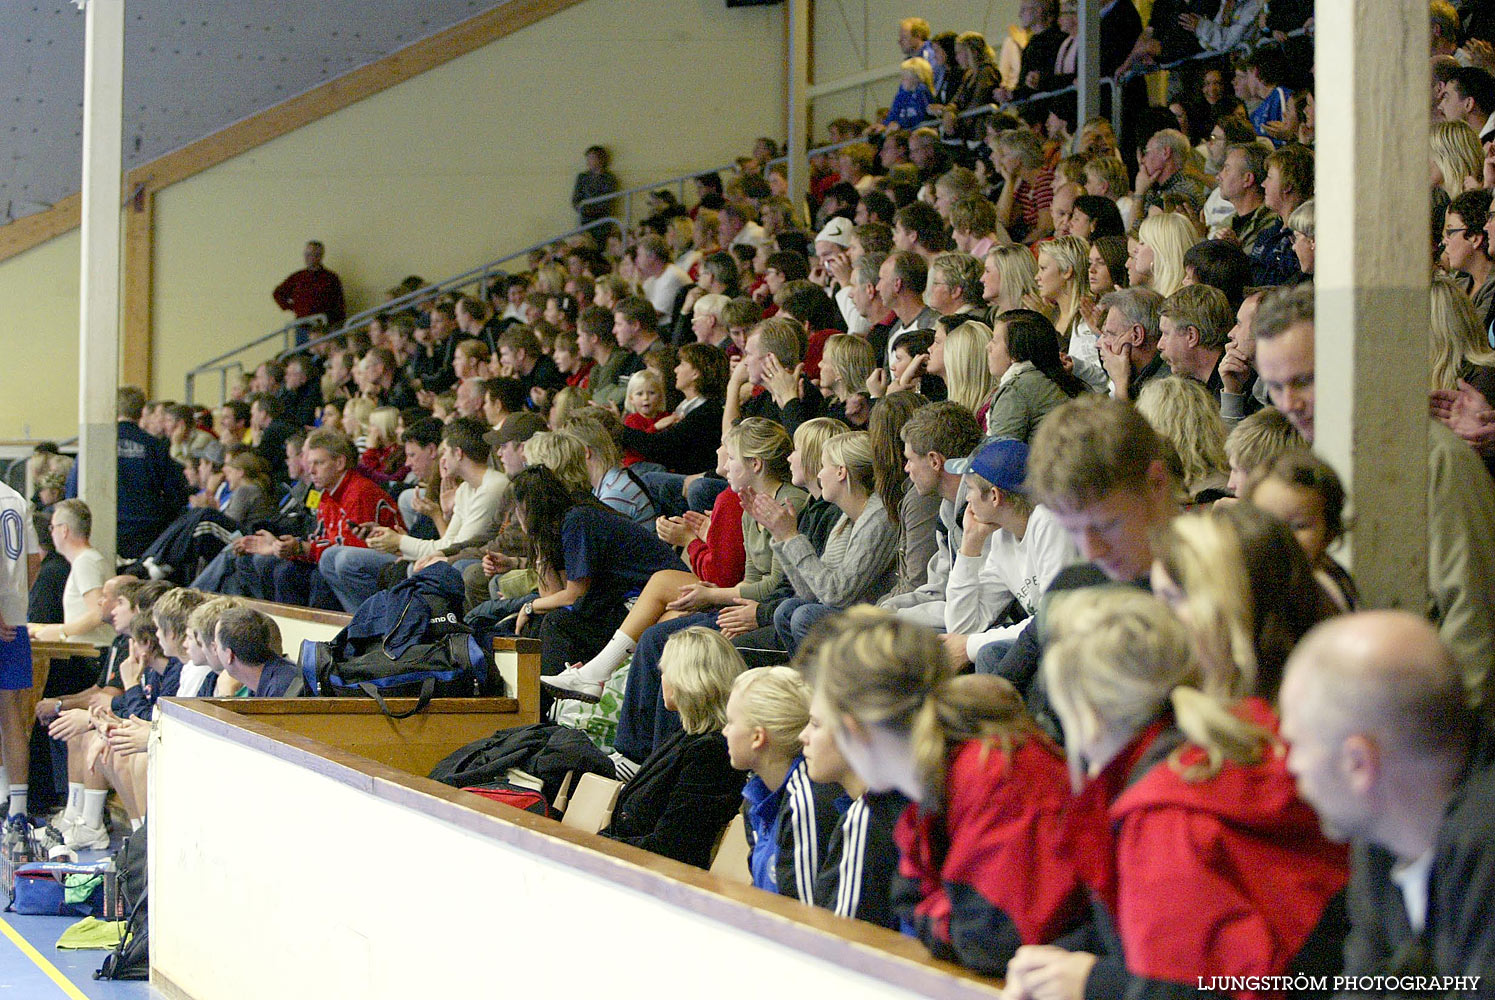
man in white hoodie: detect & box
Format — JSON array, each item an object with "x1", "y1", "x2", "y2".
[{"x1": 940, "y1": 437, "x2": 1081, "y2": 669}]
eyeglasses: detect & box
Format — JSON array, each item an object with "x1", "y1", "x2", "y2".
[{"x1": 1443, "y1": 228, "x2": 1469, "y2": 240}]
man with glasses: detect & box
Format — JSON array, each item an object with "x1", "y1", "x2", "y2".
[{"x1": 1443, "y1": 189, "x2": 1495, "y2": 318}]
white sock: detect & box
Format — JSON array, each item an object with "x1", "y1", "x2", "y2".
[
  {"x1": 574, "y1": 630, "x2": 636, "y2": 682},
  {"x1": 129, "y1": 818, "x2": 142, "y2": 832},
  {"x1": 81, "y1": 789, "x2": 107, "y2": 828},
  {"x1": 66, "y1": 783, "x2": 84, "y2": 821},
  {"x1": 7, "y1": 786, "x2": 25, "y2": 818}
]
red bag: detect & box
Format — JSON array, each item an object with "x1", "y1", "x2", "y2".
[{"x1": 462, "y1": 783, "x2": 552, "y2": 818}]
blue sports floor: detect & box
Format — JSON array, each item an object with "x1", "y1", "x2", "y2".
[
  {"x1": 0, "y1": 908, "x2": 159, "y2": 999},
  {"x1": 0, "y1": 826, "x2": 159, "y2": 999}
]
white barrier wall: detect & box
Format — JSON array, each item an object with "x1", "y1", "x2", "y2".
[{"x1": 150, "y1": 701, "x2": 1004, "y2": 1000}]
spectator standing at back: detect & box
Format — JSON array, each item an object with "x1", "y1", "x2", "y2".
[
  {"x1": 572, "y1": 145, "x2": 620, "y2": 227},
  {"x1": 0, "y1": 481, "x2": 39, "y2": 832},
  {"x1": 273, "y1": 240, "x2": 346, "y2": 337}
]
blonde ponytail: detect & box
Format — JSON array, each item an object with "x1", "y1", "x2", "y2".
[
  {"x1": 1168, "y1": 685, "x2": 1269, "y2": 780},
  {"x1": 801, "y1": 606, "x2": 1036, "y2": 809},
  {"x1": 731, "y1": 666, "x2": 811, "y2": 758},
  {"x1": 1044, "y1": 587, "x2": 1270, "y2": 785}
]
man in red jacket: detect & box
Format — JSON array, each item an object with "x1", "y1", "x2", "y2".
[
  {"x1": 273, "y1": 240, "x2": 346, "y2": 337},
  {"x1": 237, "y1": 429, "x2": 402, "y2": 608}
]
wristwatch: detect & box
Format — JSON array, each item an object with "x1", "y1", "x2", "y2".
[{"x1": 522, "y1": 602, "x2": 535, "y2": 618}]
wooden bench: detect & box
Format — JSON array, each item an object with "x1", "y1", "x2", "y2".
[{"x1": 212, "y1": 599, "x2": 542, "y2": 774}]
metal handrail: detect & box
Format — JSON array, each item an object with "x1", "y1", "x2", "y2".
[
  {"x1": 182, "y1": 218, "x2": 620, "y2": 405},
  {"x1": 184, "y1": 314, "x2": 325, "y2": 403},
  {"x1": 278, "y1": 216, "x2": 623, "y2": 365}
]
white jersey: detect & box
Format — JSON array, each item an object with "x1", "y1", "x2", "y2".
[{"x1": 0, "y1": 482, "x2": 38, "y2": 627}]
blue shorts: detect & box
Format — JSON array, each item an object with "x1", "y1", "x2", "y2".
[{"x1": 0, "y1": 628, "x2": 32, "y2": 691}]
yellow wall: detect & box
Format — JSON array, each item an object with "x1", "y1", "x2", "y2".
[
  {"x1": 0, "y1": 231, "x2": 80, "y2": 440},
  {"x1": 0, "y1": 0, "x2": 786, "y2": 429},
  {"x1": 153, "y1": 0, "x2": 786, "y2": 403},
  {"x1": 811, "y1": 1, "x2": 1021, "y2": 127}
]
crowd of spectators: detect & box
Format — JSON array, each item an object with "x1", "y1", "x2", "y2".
[{"x1": 6, "y1": 1, "x2": 1495, "y2": 993}]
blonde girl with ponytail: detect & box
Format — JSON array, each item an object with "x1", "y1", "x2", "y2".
[
  {"x1": 1006, "y1": 587, "x2": 1350, "y2": 1000},
  {"x1": 803, "y1": 607, "x2": 1085, "y2": 977},
  {"x1": 724, "y1": 666, "x2": 838, "y2": 902}
]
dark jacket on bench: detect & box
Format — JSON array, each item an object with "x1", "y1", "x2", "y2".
[{"x1": 604, "y1": 729, "x2": 743, "y2": 869}]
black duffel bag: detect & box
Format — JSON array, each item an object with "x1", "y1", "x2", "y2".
[{"x1": 298, "y1": 631, "x2": 502, "y2": 718}]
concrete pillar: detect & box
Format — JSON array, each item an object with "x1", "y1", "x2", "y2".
[
  {"x1": 76, "y1": 0, "x2": 125, "y2": 562},
  {"x1": 1314, "y1": 1, "x2": 1429, "y2": 609},
  {"x1": 1076, "y1": 0, "x2": 1101, "y2": 126},
  {"x1": 786, "y1": 0, "x2": 810, "y2": 218}
]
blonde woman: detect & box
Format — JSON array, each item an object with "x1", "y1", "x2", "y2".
[
  {"x1": 1431, "y1": 119, "x2": 1483, "y2": 199},
  {"x1": 1287, "y1": 198, "x2": 1315, "y2": 277},
  {"x1": 1135, "y1": 376, "x2": 1230, "y2": 502},
  {"x1": 803, "y1": 607, "x2": 1085, "y2": 975},
  {"x1": 543, "y1": 417, "x2": 808, "y2": 703},
  {"x1": 1036, "y1": 235, "x2": 1099, "y2": 370},
  {"x1": 1127, "y1": 212, "x2": 1195, "y2": 297},
  {"x1": 600, "y1": 627, "x2": 747, "y2": 869},
  {"x1": 725, "y1": 665, "x2": 835, "y2": 899},
  {"x1": 980, "y1": 244, "x2": 1047, "y2": 316},
  {"x1": 820, "y1": 334, "x2": 877, "y2": 428},
  {"x1": 749, "y1": 431, "x2": 900, "y2": 653},
  {"x1": 1430, "y1": 273, "x2": 1495, "y2": 404},
  {"x1": 522, "y1": 430, "x2": 590, "y2": 494},
  {"x1": 1083, "y1": 153, "x2": 1140, "y2": 232},
  {"x1": 941, "y1": 320, "x2": 997, "y2": 414},
  {"x1": 1007, "y1": 588, "x2": 1349, "y2": 1000}
]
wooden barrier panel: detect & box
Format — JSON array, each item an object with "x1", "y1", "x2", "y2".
[{"x1": 150, "y1": 698, "x2": 1004, "y2": 1000}]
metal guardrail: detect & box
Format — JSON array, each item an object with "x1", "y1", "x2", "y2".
[
  {"x1": 184, "y1": 314, "x2": 326, "y2": 404},
  {"x1": 278, "y1": 216, "x2": 623, "y2": 368},
  {"x1": 183, "y1": 218, "x2": 620, "y2": 405}
]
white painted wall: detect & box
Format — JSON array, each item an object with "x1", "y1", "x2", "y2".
[{"x1": 151, "y1": 704, "x2": 1002, "y2": 1000}]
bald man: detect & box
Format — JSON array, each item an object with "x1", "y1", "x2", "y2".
[{"x1": 1279, "y1": 612, "x2": 1495, "y2": 991}]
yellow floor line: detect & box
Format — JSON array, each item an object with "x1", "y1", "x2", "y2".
[{"x1": 0, "y1": 911, "x2": 93, "y2": 1000}]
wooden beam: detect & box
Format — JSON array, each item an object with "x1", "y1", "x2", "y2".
[
  {"x1": 122, "y1": 185, "x2": 153, "y2": 389},
  {"x1": 0, "y1": 194, "x2": 80, "y2": 264},
  {"x1": 0, "y1": 0, "x2": 588, "y2": 265}
]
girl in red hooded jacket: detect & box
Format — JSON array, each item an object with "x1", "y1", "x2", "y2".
[
  {"x1": 1004, "y1": 587, "x2": 1350, "y2": 1000},
  {"x1": 802, "y1": 606, "x2": 1087, "y2": 979}
]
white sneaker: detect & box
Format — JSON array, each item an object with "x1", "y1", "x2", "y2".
[
  {"x1": 63, "y1": 819, "x2": 110, "y2": 851},
  {"x1": 541, "y1": 670, "x2": 605, "y2": 704},
  {"x1": 49, "y1": 810, "x2": 77, "y2": 837}
]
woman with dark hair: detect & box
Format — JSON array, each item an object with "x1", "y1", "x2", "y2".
[
  {"x1": 509, "y1": 466, "x2": 685, "y2": 677},
  {"x1": 981, "y1": 309, "x2": 1091, "y2": 442},
  {"x1": 928, "y1": 31, "x2": 962, "y2": 108},
  {"x1": 616, "y1": 342, "x2": 729, "y2": 475}
]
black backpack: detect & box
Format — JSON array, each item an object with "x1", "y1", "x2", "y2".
[
  {"x1": 96, "y1": 826, "x2": 147, "y2": 982},
  {"x1": 299, "y1": 631, "x2": 500, "y2": 718}
]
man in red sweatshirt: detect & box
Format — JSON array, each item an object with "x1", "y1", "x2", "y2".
[{"x1": 237, "y1": 428, "x2": 402, "y2": 608}]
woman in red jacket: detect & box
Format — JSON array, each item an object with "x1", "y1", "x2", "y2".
[
  {"x1": 802, "y1": 607, "x2": 1086, "y2": 978},
  {"x1": 1005, "y1": 587, "x2": 1350, "y2": 1000}
]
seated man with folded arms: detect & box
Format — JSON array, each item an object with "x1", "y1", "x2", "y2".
[{"x1": 212, "y1": 606, "x2": 300, "y2": 698}]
